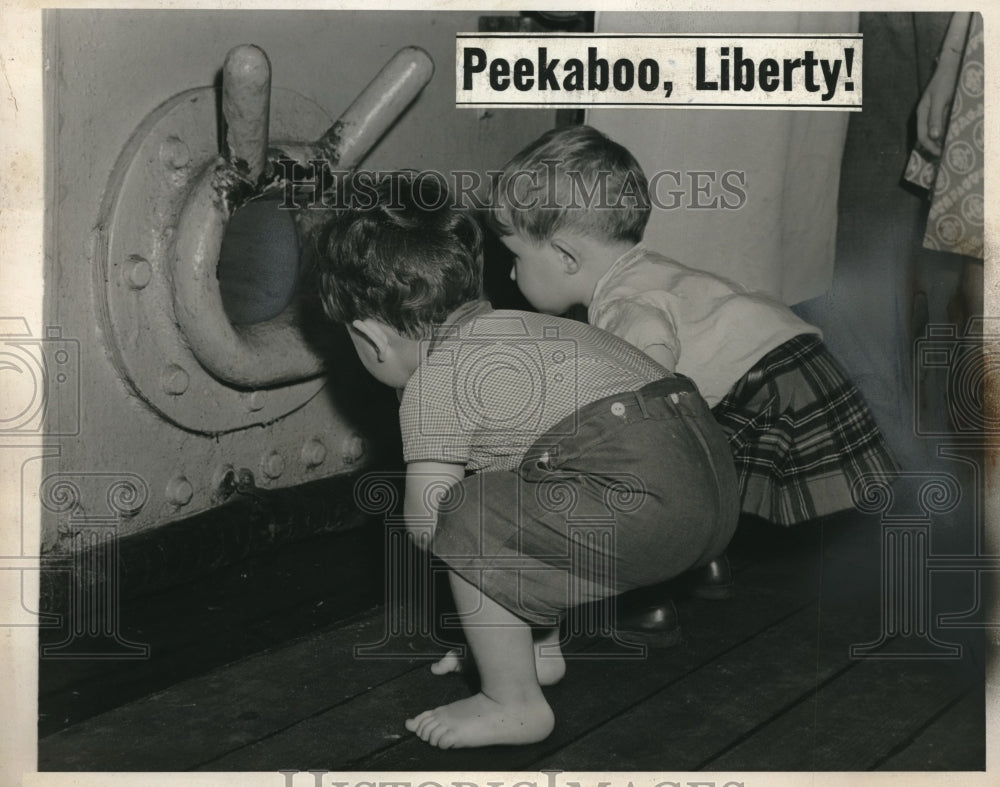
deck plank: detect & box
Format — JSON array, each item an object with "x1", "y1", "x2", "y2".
[
  {"x1": 875, "y1": 688, "x2": 985, "y2": 771},
  {"x1": 42, "y1": 511, "x2": 921, "y2": 774},
  {"x1": 38, "y1": 525, "x2": 385, "y2": 736},
  {"x1": 305, "y1": 555, "x2": 823, "y2": 773},
  {"x1": 538, "y1": 599, "x2": 879, "y2": 771},
  {"x1": 38, "y1": 609, "x2": 445, "y2": 771},
  {"x1": 706, "y1": 656, "x2": 980, "y2": 771},
  {"x1": 40, "y1": 533, "x2": 819, "y2": 772}
]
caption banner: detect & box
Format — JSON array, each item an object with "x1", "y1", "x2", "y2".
[{"x1": 457, "y1": 34, "x2": 862, "y2": 110}]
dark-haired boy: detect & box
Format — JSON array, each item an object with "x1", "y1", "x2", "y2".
[{"x1": 315, "y1": 174, "x2": 738, "y2": 748}]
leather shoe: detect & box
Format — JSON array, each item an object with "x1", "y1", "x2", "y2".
[
  {"x1": 614, "y1": 596, "x2": 681, "y2": 648},
  {"x1": 689, "y1": 554, "x2": 734, "y2": 600}
]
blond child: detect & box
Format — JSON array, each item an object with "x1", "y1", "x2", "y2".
[
  {"x1": 489, "y1": 126, "x2": 898, "y2": 636},
  {"x1": 492, "y1": 124, "x2": 897, "y2": 525}
]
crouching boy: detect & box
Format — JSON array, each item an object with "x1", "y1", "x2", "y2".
[{"x1": 314, "y1": 174, "x2": 738, "y2": 749}]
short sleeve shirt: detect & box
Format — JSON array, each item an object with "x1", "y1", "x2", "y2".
[
  {"x1": 398, "y1": 305, "x2": 670, "y2": 473},
  {"x1": 588, "y1": 245, "x2": 821, "y2": 406}
]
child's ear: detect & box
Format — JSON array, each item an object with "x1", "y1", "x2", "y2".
[
  {"x1": 350, "y1": 318, "x2": 391, "y2": 360},
  {"x1": 550, "y1": 238, "x2": 581, "y2": 274}
]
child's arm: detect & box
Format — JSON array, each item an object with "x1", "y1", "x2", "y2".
[
  {"x1": 640, "y1": 343, "x2": 677, "y2": 371},
  {"x1": 596, "y1": 297, "x2": 680, "y2": 372},
  {"x1": 403, "y1": 460, "x2": 466, "y2": 545}
]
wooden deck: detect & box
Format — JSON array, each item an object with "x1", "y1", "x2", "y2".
[{"x1": 38, "y1": 511, "x2": 985, "y2": 773}]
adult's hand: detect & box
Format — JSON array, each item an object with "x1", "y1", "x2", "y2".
[{"x1": 915, "y1": 13, "x2": 971, "y2": 157}]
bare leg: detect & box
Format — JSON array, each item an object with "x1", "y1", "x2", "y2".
[
  {"x1": 405, "y1": 571, "x2": 555, "y2": 748},
  {"x1": 961, "y1": 259, "x2": 984, "y2": 322},
  {"x1": 947, "y1": 259, "x2": 984, "y2": 329},
  {"x1": 430, "y1": 625, "x2": 566, "y2": 686}
]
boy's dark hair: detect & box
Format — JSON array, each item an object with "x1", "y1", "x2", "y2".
[
  {"x1": 489, "y1": 124, "x2": 651, "y2": 245},
  {"x1": 315, "y1": 173, "x2": 484, "y2": 338}
]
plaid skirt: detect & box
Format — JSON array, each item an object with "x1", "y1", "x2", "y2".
[{"x1": 711, "y1": 335, "x2": 899, "y2": 526}]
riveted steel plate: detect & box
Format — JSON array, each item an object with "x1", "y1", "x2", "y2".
[{"x1": 96, "y1": 87, "x2": 333, "y2": 434}]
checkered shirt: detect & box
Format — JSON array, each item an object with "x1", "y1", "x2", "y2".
[{"x1": 399, "y1": 305, "x2": 670, "y2": 472}]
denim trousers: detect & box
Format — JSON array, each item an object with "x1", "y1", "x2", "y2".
[{"x1": 433, "y1": 376, "x2": 740, "y2": 626}]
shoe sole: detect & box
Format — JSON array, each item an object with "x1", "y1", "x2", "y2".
[{"x1": 613, "y1": 626, "x2": 683, "y2": 648}]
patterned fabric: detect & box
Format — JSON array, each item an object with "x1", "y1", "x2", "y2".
[
  {"x1": 399, "y1": 305, "x2": 670, "y2": 472},
  {"x1": 433, "y1": 378, "x2": 739, "y2": 625},
  {"x1": 904, "y1": 13, "x2": 984, "y2": 259},
  {"x1": 712, "y1": 335, "x2": 899, "y2": 525},
  {"x1": 588, "y1": 244, "x2": 821, "y2": 406}
]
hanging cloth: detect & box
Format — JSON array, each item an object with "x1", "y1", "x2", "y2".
[{"x1": 904, "y1": 13, "x2": 984, "y2": 259}]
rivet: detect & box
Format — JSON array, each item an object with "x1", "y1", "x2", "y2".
[
  {"x1": 161, "y1": 364, "x2": 189, "y2": 395},
  {"x1": 166, "y1": 475, "x2": 194, "y2": 506},
  {"x1": 125, "y1": 255, "x2": 152, "y2": 289},
  {"x1": 261, "y1": 451, "x2": 285, "y2": 479},
  {"x1": 301, "y1": 438, "x2": 327, "y2": 468},
  {"x1": 160, "y1": 135, "x2": 190, "y2": 169},
  {"x1": 343, "y1": 434, "x2": 366, "y2": 464},
  {"x1": 244, "y1": 390, "x2": 267, "y2": 411}
]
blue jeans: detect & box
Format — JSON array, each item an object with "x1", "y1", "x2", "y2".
[{"x1": 433, "y1": 376, "x2": 739, "y2": 626}]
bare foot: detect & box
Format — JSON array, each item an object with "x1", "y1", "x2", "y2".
[
  {"x1": 430, "y1": 638, "x2": 566, "y2": 686},
  {"x1": 405, "y1": 691, "x2": 555, "y2": 748},
  {"x1": 429, "y1": 649, "x2": 465, "y2": 676}
]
